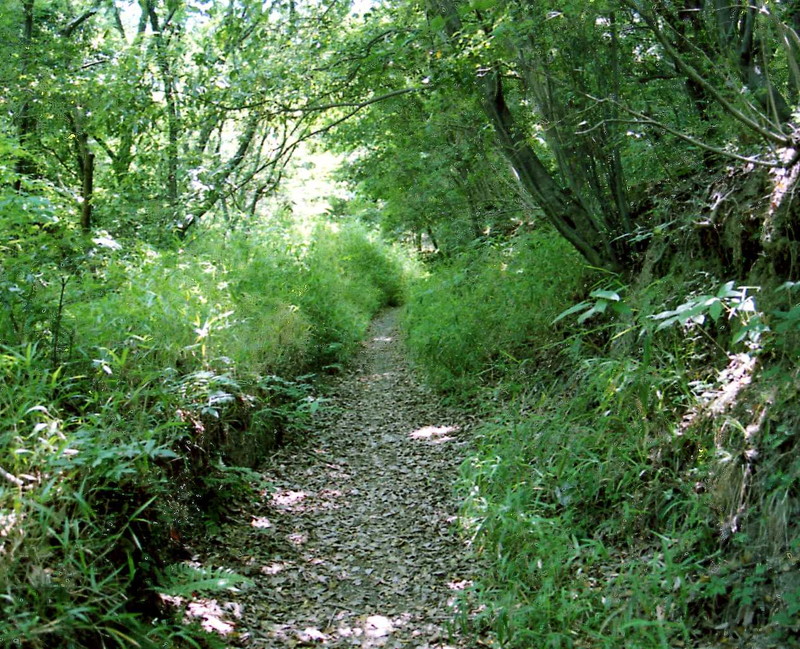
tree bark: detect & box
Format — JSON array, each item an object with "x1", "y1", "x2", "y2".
[
  {"x1": 179, "y1": 112, "x2": 262, "y2": 235},
  {"x1": 80, "y1": 152, "x2": 94, "y2": 232},
  {"x1": 147, "y1": 1, "x2": 180, "y2": 207},
  {"x1": 69, "y1": 111, "x2": 94, "y2": 232},
  {"x1": 480, "y1": 70, "x2": 620, "y2": 270},
  {"x1": 428, "y1": 0, "x2": 623, "y2": 271}
]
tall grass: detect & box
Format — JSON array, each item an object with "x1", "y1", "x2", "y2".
[
  {"x1": 0, "y1": 205, "x2": 413, "y2": 647},
  {"x1": 404, "y1": 230, "x2": 800, "y2": 647},
  {"x1": 404, "y1": 230, "x2": 590, "y2": 393}
]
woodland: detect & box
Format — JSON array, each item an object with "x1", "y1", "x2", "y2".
[{"x1": 1, "y1": 0, "x2": 800, "y2": 647}]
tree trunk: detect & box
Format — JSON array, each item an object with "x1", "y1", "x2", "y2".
[
  {"x1": 179, "y1": 112, "x2": 261, "y2": 235},
  {"x1": 147, "y1": 1, "x2": 180, "y2": 207},
  {"x1": 782, "y1": 8, "x2": 800, "y2": 107},
  {"x1": 732, "y1": 3, "x2": 792, "y2": 125},
  {"x1": 80, "y1": 152, "x2": 94, "y2": 232},
  {"x1": 428, "y1": 0, "x2": 624, "y2": 271},
  {"x1": 480, "y1": 69, "x2": 620, "y2": 271},
  {"x1": 70, "y1": 111, "x2": 94, "y2": 232}
]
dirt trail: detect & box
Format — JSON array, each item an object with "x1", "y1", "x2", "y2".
[{"x1": 195, "y1": 309, "x2": 481, "y2": 648}]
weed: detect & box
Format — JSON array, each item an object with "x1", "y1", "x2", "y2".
[{"x1": 0, "y1": 205, "x2": 412, "y2": 646}]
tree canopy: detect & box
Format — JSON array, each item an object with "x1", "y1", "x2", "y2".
[{"x1": 4, "y1": 0, "x2": 798, "y2": 273}]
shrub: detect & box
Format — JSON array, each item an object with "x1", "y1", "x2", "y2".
[
  {"x1": 449, "y1": 268, "x2": 800, "y2": 648},
  {"x1": 404, "y1": 229, "x2": 590, "y2": 393}
]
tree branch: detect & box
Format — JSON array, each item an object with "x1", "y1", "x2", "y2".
[
  {"x1": 288, "y1": 87, "x2": 426, "y2": 113},
  {"x1": 621, "y1": 0, "x2": 792, "y2": 147},
  {"x1": 577, "y1": 101, "x2": 783, "y2": 168},
  {"x1": 197, "y1": 85, "x2": 426, "y2": 113},
  {"x1": 178, "y1": 82, "x2": 412, "y2": 235},
  {"x1": 61, "y1": 9, "x2": 98, "y2": 38}
]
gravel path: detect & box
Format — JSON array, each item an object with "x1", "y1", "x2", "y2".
[{"x1": 192, "y1": 309, "x2": 482, "y2": 648}]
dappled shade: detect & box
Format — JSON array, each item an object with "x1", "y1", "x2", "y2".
[{"x1": 165, "y1": 311, "x2": 477, "y2": 647}]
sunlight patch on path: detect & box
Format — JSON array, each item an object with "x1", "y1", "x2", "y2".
[{"x1": 410, "y1": 425, "x2": 460, "y2": 445}]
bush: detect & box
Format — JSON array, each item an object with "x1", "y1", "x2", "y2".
[
  {"x1": 404, "y1": 229, "x2": 590, "y2": 393},
  {"x1": 446, "y1": 267, "x2": 800, "y2": 648},
  {"x1": 402, "y1": 220, "x2": 800, "y2": 647},
  {"x1": 297, "y1": 222, "x2": 413, "y2": 365}
]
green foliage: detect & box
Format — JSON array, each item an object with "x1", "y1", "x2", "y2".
[
  {"x1": 552, "y1": 286, "x2": 632, "y2": 325},
  {"x1": 457, "y1": 361, "x2": 713, "y2": 647},
  {"x1": 295, "y1": 222, "x2": 411, "y2": 364},
  {"x1": 0, "y1": 196, "x2": 411, "y2": 646},
  {"x1": 404, "y1": 229, "x2": 590, "y2": 392},
  {"x1": 158, "y1": 564, "x2": 253, "y2": 597},
  {"x1": 0, "y1": 345, "x2": 177, "y2": 648},
  {"x1": 453, "y1": 340, "x2": 799, "y2": 645},
  {"x1": 3, "y1": 0, "x2": 799, "y2": 646},
  {"x1": 406, "y1": 235, "x2": 800, "y2": 645}
]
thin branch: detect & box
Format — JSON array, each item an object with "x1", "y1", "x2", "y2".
[
  {"x1": 282, "y1": 101, "x2": 383, "y2": 150},
  {"x1": 636, "y1": 73, "x2": 678, "y2": 83},
  {"x1": 61, "y1": 9, "x2": 98, "y2": 38},
  {"x1": 311, "y1": 28, "x2": 401, "y2": 73},
  {"x1": 577, "y1": 104, "x2": 782, "y2": 168},
  {"x1": 621, "y1": 0, "x2": 792, "y2": 147},
  {"x1": 91, "y1": 134, "x2": 117, "y2": 162},
  {"x1": 111, "y1": 0, "x2": 127, "y2": 40},
  {"x1": 181, "y1": 89, "x2": 381, "y2": 234},
  {"x1": 179, "y1": 80, "x2": 421, "y2": 232},
  {"x1": 289, "y1": 87, "x2": 426, "y2": 113},
  {"x1": 193, "y1": 85, "x2": 425, "y2": 113},
  {"x1": 79, "y1": 58, "x2": 111, "y2": 71}
]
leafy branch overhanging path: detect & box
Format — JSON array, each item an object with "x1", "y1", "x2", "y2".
[{"x1": 193, "y1": 309, "x2": 482, "y2": 648}]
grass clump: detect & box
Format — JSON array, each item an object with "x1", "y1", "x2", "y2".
[
  {"x1": 294, "y1": 222, "x2": 412, "y2": 366},
  {"x1": 404, "y1": 230, "x2": 590, "y2": 393}
]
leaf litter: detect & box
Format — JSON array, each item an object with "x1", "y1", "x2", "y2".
[{"x1": 191, "y1": 309, "x2": 485, "y2": 648}]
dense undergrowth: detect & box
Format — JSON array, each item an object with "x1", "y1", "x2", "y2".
[
  {"x1": 404, "y1": 231, "x2": 589, "y2": 395},
  {"x1": 404, "y1": 226, "x2": 800, "y2": 647},
  {"x1": 0, "y1": 176, "x2": 412, "y2": 648}
]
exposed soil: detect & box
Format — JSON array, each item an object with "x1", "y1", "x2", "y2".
[{"x1": 188, "y1": 309, "x2": 482, "y2": 648}]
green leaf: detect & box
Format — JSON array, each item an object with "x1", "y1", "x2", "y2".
[
  {"x1": 774, "y1": 305, "x2": 800, "y2": 333},
  {"x1": 470, "y1": 0, "x2": 498, "y2": 10},
  {"x1": 651, "y1": 309, "x2": 678, "y2": 321},
  {"x1": 610, "y1": 301, "x2": 633, "y2": 317},
  {"x1": 708, "y1": 298, "x2": 723, "y2": 322},
  {"x1": 589, "y1": 290, "x2": 620, "y2": 301},
  {"x1": 158, "y1": 564, "x2": 252, "y2": 597},
  {"x1": 552, "y1": 301, "x2": 590, "y2": 324},
  {"x1": 778, "y1": 281, "x2": 800, "y2": 292},
  {"x1": 656, "y1": 316, "x2": 680, "y2": 330},
  {"x1": 716, "y1": 281, "x2": 737, "y2": 298},
  {"x1": 577, "y1": 300, "x2": 608, "y2": 323},
  {"x1": 429, "y1": 16, "x2": 446, "y2": 31}
]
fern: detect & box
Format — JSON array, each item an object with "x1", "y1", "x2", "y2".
[{"x1": 158, "y1": 564, "x2": 252, "y2": 596}]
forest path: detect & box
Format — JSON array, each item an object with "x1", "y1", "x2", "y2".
[{"x1": 196, "y1": 309, "x2": 481, "y2": 648}]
